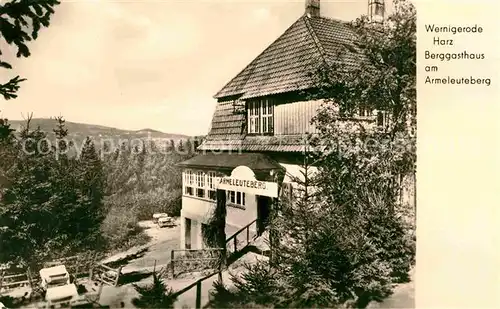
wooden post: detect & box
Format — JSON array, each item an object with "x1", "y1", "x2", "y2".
[
  {"x1": 170, "y1": 250, "x2": 175, "y2": 278},
  {"x1": 0, "y1": 270, "x2": 4, "y2": 291},
  {"x1": 97, "y1": 282, "x2": 104, "y2": 300},
  {"x1": 26, "y1": 268, "x2": 33, "y2": 289},
  {"x1": 89, "y1": 267, "x2": 93, "y2": 282},
  {"x1": 233, "y1": 237, "x2": 237, "y2": 252},
  {"x1": 269, "y1": 198, "x2": 276, "y2": 265},
  {"x1": 114, "y1": 266, "x2": 122, "y2": 286},
  {"x1": 195, "y1": 280, "x2": 202, "y2": 309},
  {"x1": 246, "y1": 226, "x2": 250, "y2": 245}
]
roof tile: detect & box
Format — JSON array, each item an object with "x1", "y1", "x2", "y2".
[{"x1": 214, "y1": 15, "x2": 364, "y2": 100}]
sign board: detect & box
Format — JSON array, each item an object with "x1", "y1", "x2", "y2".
[{"x1": 216, "y1": 166, "x2": 278, "y2": 198}]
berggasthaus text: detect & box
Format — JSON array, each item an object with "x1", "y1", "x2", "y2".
[{"x1": 423, "y1": 24, "x2": 491, "y2": 86}]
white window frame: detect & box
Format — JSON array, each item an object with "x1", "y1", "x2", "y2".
[
  {"x1": 261, "y1": 99, "x2": 273, "y2": 133},
  {"x1": 207, "y1": 171, "x2": 217, "y2": 201},
  {"x1": 247, "y1": 99, "x2": 273, "y2": 134},
  {"x1": 195, "y1": 171, "x2": 205, "y2": 198},
  {"x1": 248, "y1": 101, "x2": 260, "y2": 134},
  {"x1": 183, "y1": 170, "x2": 220, "y2": 201},
  {"x1": 227, "y1": 190, "x2": 245, "y2": 208},
  {"x1": 184, "y1": 170, "x2": 194, "y2": 196}
]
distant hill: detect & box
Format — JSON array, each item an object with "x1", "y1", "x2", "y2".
[{"x1": 7, "y1": 118, "x2": 194, "y2": 151}]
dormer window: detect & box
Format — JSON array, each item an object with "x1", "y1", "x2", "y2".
[{"x1": 247, "y1": 99, "x2": 274, "y2": 134}]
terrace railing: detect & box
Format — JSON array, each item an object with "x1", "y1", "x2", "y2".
[
  {"x1": 169, "y1": 218, "x2": 260, "y2": 308},
  {"x1": 225, "y1": 218, "x2": 258, "y2": 254}
]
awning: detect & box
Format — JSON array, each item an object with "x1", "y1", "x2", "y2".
[
  {"x1": 177, "y1": 152, "x2": 283, "y2": 172},
  {"x1": 279, "y1": 163, "x2": 318, "y2": 184}
]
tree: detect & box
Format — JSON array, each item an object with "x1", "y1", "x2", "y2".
[
  {"x1": 0, "y1": 118, "x2": 107, "y2": 266},
  {"x1": 307, "y1": 0, "x2": 416, "y2": 295},
  {"x1": 311, "y1": 0, "x2": 416, "y2": 135},
  {"x1": 0, "y1": 0, "x2": 60, "y2": 100},
  {"x1": 132, "y1": 271, "x2": 178, "y2": 309},
  {"x1": 202, "y1": 189, "x2": 227, "y2": 282},
  {"x1": 77, "y1": 137, "x2": 106, "y2": 240},
  {"x1": 0, "y1": 118, "x2": 16, "y2": 186}
]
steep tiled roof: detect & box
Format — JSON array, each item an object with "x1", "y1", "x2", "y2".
[
  {"x1": 205, "y1": 100, "x2": 246, "y2": 141},
  {"x1": 214, "y1": 14, "x2": 363, "y2": 100},
  {"x1": 200, "y1": 14, "x2": 367, "y2": 153}
]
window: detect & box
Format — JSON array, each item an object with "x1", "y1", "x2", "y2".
[
  {"x1": 207, "y1": 171, "x2": 217, "y2": 201},
  {"x1": 248, "y1": 101, "x2": 260, "y2": 134},
  {"x1": 227, "y1": 190, "x2": 245, "y2": 208},
  {"x1": 183, "y1": 170, "x2": 219, "y2": 201},
  {"x1": 261, "y1": 99, "x2": 273, "y2": 133},
  {"x1": 184, "y1": 170, "x2": 194, "y2": 196},
  {"x1": 195, "y1": 171, "x2": 205, "y2": 198},
  {"x1": 247, "y1": 99, "x2": 273, "y2": 134}
]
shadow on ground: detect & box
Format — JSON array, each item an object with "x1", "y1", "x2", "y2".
[
  {"x1": 118, "y1": 271, "x2": 153, "y2": 285},
  {"x1": 105, "y1": 248, "x2": 149, "y2": 269}
]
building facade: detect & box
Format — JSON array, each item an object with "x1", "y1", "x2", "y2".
[{"x1": 177, "y1": 0, "x2": 414, "y2": 250}]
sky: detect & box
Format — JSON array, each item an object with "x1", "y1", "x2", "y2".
[{"x1": 0, "y1": 0, "x2": 393, "y2": 136}]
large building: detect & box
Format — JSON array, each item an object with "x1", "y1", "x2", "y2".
[{"x1": 177, "y1": 0, "x2": 411, "y2": 250}]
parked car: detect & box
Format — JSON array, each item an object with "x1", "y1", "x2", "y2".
[
  {"x1": 42, "y1": 283, "x2": 80, "y2": 308},
  {"x1": 39, "y1": 265, "x2": 71, "y2": 290},
  {"x1": 157, "y1": 216, "x2": 175, "y2": 228},
  {"x1": 152, "y1": 213, "x2": 168, "y2": 223}
]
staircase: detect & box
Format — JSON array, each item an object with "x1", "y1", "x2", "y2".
[
  {"x1": 225, "y1": 219, "x2": 259, "y2": 255},
  {"x1": 170, "y1": 219, "x2": 269, "y2": 309}
]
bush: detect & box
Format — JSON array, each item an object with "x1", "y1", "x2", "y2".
[
  {"x1": 100, "y1": 205, "x2": 150, "y2": 252},
  {"x1": 132, "y1": 271, "x2": 177, "y2": 309},
  {"x1": 209, "y1": 262, "x2": 280, "y2": 308}
]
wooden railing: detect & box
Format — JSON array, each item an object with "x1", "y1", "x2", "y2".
[
  {"x1": 171, "y1": 219, "x2": 260, "y2": 308},
  {"x1": 225, "y1": 219, "x2": 258, "y2": 254},
  {"x1": 170, "y1": 269, "x2": 221, "y2": 309},
  {"x1": 0, "y1": 271, "x2": 31, "y2": 292}
]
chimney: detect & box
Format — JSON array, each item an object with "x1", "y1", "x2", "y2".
[
  {"x1": 305, "y1": 0, "x2": 320, "y2": 18},
  {"x1": 368, "y1": 0, "x2": 385, "y2": 23}
]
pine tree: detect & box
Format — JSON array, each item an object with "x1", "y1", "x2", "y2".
[
  {"x1": 0, "y1": 118, "x2": 56, "y2": 266},
  {"x1": 78, "y1": 137, "x2": 106, "y2": 238},
  {"x1": 132, "y1": 271, "x2": 178, "y2": 309}
]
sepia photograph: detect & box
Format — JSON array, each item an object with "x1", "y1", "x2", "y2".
[{"x1": 0, "y1": 0, "x2": 416, "y2": 308}]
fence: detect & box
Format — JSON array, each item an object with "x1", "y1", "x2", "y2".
[
  {"x1": 0, "y1": 271, "x2": 31, "y2": 293},
  {"x1": 167, "y1": 248, "x2": 224, "y2": 279},
  {"x1": 0, "y1": 259, "x2": 122, "y2": 296},
  {"x1": 90, "y1": 264, "x2": 123, "y2": 287}
]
